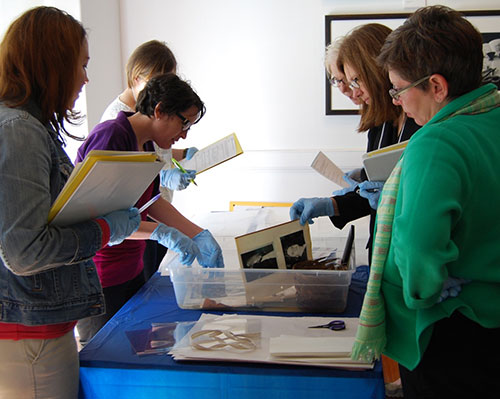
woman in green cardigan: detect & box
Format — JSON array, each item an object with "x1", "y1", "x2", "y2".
[{"x1": 352, "y1": 5, "x2": 500, "y2": 398}]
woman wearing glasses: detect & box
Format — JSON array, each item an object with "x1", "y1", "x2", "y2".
[
  {"x1": 353, "y1": 6, "x2": 500, "y2": 397},
  {"x1": 101, "y1": 40, "x2": 199, "y2": 196},
  {"x1": 101, "y1": 40, "x2": 200, "y2": 289},
  {"x1": 76, "y1": 73, "x2": 224, "y2": 346},
  {"x1": 290, "y1": 24, "x2": 420, "y2": 263},
  {"x1": 325, "y1": 37, "x2": 361, "y2": 106}
]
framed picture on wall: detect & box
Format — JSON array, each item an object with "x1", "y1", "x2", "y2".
[{"x1": 325, "y1": 10, "x2": 500, "y2": 115}]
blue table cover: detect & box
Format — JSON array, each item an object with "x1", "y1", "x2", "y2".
[{"x1": 79, "y1": 266, "x2": 384, "y2": 399}]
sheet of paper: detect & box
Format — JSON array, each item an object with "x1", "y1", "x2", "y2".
[
  {"x1": 310, "y1": 151, "x2": 349, "y2": 188},
  {"x1": 181, "y1": 133, "x2": 242, "y2": 174}
]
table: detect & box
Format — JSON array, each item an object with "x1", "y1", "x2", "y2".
[{"x1": 79, "y1": 266, "x2": 384, "y2": 399}]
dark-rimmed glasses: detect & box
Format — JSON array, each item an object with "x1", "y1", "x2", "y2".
[
  {"x1": 176, "y1": 111, "x2": 200, "y2": 131},
  {"x1": 389, "y1": 75, "x2": 431, "y2": 101}
]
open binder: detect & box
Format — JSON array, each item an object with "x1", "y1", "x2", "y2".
[{"x1": 49, "y1": 150, "x2": 165, "y2": 226}]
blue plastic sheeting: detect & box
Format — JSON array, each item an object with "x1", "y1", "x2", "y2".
[{"x1": 79, "y1": 267, "x2": 384, "y2": 399}]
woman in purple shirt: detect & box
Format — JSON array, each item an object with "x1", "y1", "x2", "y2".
[{"x1": 76, "y1": 73, "x2": 223, "y2": 345}]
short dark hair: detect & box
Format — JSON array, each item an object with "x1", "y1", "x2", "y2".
[
  {"x1": 337, "y1": 24, "x2": 399, "y2": 132},
  {"x1": 0, "y1": 6, "x2": 87, "y2": 135},
  {"x1": 126, "y1": 40, "x2": 177, "y2": 88},
  {"x1": 136, "y1": 73, "x2": 205, "y2": 122},
  {"x1": 377, "y1": 5, "x2": 483, "y2": 99}
]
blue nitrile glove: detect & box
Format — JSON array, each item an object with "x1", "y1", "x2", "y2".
[
  {"x1": 192, "y1": 229, "x2": 224, "y2": 268},
  {"x1": 102, "y1": 207, "x2": 141, "y2": 246},
  {"x1": 332, "y1": 168, "x2": 363, "y2": 196},
  {"x1": 160, "y1": 168, "x2": 196, "y2": 191},
  {"x1": 437, "y1": 277, "x2": 471, "y2": 303},
  {"x1": 185, "y1": 147, "x2": 198, "y2": 160},
  {"x1": 289, "y1": 197, "x2": 335, "y2": 225},
  {"x1": 358, "y1": 180, "x2": 384, "y2": 210},
  {"x1": 150, "y1": 223, "x2": 200, "y2": 265}
]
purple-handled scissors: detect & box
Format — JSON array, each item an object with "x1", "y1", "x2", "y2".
[{"x1": 308, "y1": 320, "x2": 346, "y2": 331}]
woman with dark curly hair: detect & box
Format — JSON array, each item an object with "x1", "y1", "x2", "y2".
[{"x1": 76, "y1": 73, "x2": 224, "y2": 346}]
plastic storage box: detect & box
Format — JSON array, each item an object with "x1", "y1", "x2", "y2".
[{"x1": 167, "y1": 247, "x2": 355, "y2": 313}]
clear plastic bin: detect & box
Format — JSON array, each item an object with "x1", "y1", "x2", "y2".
[{"x1": 167, "y1": 247, "x2": 355, "y2": 313}]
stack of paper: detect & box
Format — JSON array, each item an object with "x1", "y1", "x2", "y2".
[
  {"x1": 268, "y1": 335, "x2": 369, "y2": 366},
  {"x1": 169, "y1": 314, "x2": 373, "y2": 370}
]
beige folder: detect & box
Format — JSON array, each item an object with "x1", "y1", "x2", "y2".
[{"x1": 49, "y1": 150, "x2": 165, "y2": 226}]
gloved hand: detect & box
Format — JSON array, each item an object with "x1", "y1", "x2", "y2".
[
  {"x1": 101, "y1": 207, "x2": 141, "y2": 246},
  {"x1": 332, "y1": 168, "x2": 363, "y2": 196},
  {"x1": 150, "y1": 223, "x2": 200, "y2": 265},
  {"x1": 185, "y1": 147, "x2": 198, "y2": 160},
  {"x1": 437, "y1": 277, "x2": 471, "y2": 303},
  {"x1": 160, "y1": 168, "x2": 196, "y2": 191},
  {"x1": 289, "y1": 197, "x2": 335, "y2": 225},
  {"x1": 192, "y1": 229, "x2": 224, "y2": 268},
  {"x1": 358, "y1": 180, "x2": 384, "y2": 209}
]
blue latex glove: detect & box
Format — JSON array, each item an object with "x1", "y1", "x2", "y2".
[
  {"x1": 437, "y1": 277, "x2": 471, "y2": 303},
  {"x1": 332, "y1": 168, "x2": 363, "y2": 196},
  {"x1": 358, "y1": 180, "x2": 384, "y2": 209},
  {"x1": 101, "y1": 207, "x2": 141, "y2": 246},
  {"x1": 185, "y1": 147, "x2": 198, "y2": 160},
  {"x1": 150, "y1": 224, "x2": 200, "y2": 265},
  {"x1": 160, "y1": 168, "x2": 196, "y2": 191},
  {"x1": 289, "y1": 197, "x2": 335, "y2": 225},
  {"x1": 192, "y1": 229, "x2": 224, "y2": 268}
]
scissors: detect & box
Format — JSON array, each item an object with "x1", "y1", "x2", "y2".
[{"x1": 308, "y1": 320, "x2": 346, "y2": 331}]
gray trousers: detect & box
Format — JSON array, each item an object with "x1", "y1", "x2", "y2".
[{"x1": 0, "y1": 330, "x2": 79, "y2": 399}]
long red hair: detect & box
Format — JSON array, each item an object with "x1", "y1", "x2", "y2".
[{"x1": 0, "y1": 6, "x2": 86, "y2": 136}]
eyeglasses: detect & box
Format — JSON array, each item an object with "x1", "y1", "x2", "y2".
[
  {"x1": 389, "y1": 75, "x2": 431, "y2": 101},
  {"x1": 176, "y1": 111, "x2": 200, "y2": 131},
  {"x1": 329, "y1": 76, "x2": 346, "y2": 87},
  {"x1": 348, "y1": 77, "x2": 361, "y2": 90}
]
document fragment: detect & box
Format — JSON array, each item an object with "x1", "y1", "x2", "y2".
[{"x1": 311, "y1": 151, "x2": 349, "y2": 188}]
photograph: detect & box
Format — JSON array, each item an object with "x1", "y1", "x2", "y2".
[
  {"x1": 482, "y1": 33, "x2": 500, "y2": 89},
  {"x1": 240, "y1": 244, "x2": 279, "y2": 270},
  {"x1": 280, "y1": 230, "x2": 308, "y2": 269},
  {"x1": 235, "y1": 219, "x2": 312, "y2": 271}
]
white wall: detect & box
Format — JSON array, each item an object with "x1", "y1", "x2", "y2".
[
  {"x1": 3, "y1": 0, "x2": 497, "y2": 265},
  {"x1": 78, "y1": 0, "x2": 498, "y2": 265},
  {"x1": 116, "y1": 0, "x2": 369, "y2": 218},
  {"x1": 96, "y1": 0, "x2": 498, "y2": 216},
  {"x1": 80, "y1": 0, "x2": 123, "y2": 132}
]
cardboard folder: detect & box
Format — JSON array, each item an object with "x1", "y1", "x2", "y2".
[
  {"x1": 362, "y1": 141, "x2": 408, "y2": 181},
  {"x1": 49, "y1": 150, "x2": 165, "y2": 226}
]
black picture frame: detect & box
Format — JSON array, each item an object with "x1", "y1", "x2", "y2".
[{"x1": 325, "y1": 10, "x2": 500, "y2": 115}]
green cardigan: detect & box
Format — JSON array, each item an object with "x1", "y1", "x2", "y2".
[{"x1": 381, "y1": 84, "x2": 500, "y2": 369}]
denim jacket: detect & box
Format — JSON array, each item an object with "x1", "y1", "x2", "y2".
[{"x1": 0, "y1": 102, "x2": 105, "y2": 325}]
